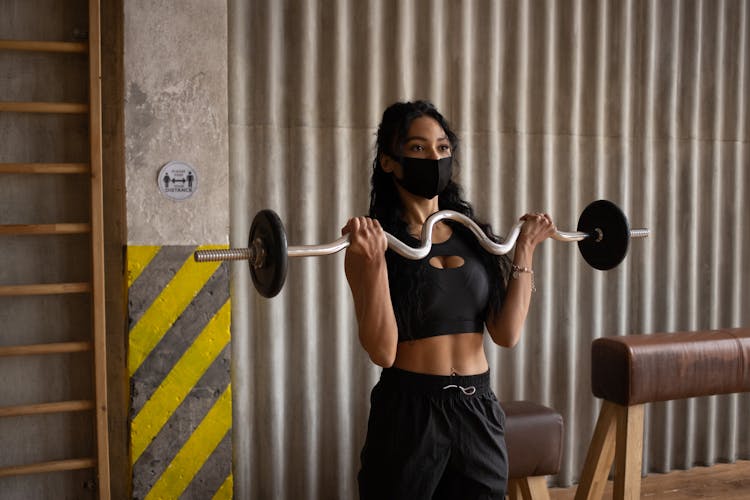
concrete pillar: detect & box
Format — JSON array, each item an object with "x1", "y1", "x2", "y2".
[{"x1": 123, "y1": 1, "x2": 232, "y2": 497}]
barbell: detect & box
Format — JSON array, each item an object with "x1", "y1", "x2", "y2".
[{"x1": 194, "y1": 199, "x2": 649, "y2": 298}]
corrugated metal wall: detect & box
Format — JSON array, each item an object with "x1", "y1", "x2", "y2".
[{"x1": 228, "y1": 0, "x2": 750, "y2": 497}]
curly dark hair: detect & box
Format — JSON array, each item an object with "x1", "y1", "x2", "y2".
[{"x1": 369, "y1": 100, "x2": 512, "y2": 338}]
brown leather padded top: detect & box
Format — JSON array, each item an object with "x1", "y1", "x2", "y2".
[
  {"x1": 591, "y1": 328, "x2": 750, "y2": 406},
  {"x1": 503, "y1": 401, "x2": 564, "y2": 478}
]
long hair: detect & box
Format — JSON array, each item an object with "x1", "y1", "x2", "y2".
[{"x1": 368, "y1": 100, "x2": 512, "y2": 337}]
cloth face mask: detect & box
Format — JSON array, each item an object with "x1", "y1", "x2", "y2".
[{"x1": 394, "y1": 156, "x2": 453, "y2": 199}]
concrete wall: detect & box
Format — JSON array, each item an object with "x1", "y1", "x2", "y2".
[
  {"x1": 123, "y1": 1, "x2": 232, "y2": 498},
  {"x1": 124, "y1": 0, "x2": 229, "y2": 245}
]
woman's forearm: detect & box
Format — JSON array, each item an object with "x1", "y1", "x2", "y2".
[
  {"x1": 487, "y1": 241, "x2": 535, "y2": 347},
  {"x1": 345, "y1": 256, "x2": 398, "y2": 366}
]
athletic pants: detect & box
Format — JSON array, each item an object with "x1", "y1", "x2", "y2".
[{"x1": 358, "y1": 367, "x2": 508, "y2": 499}]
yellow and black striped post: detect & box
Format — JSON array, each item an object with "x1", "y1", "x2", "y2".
[{"x1": 127, "y1": 245, "x2": 232, "y2": 499}]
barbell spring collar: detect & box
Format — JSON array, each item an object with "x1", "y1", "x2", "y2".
[
  {"x1": 193, "y1": 209, "x2": 649, "y2": 265},
  {"x1": 194, "y1": 247, "x2": 255, "y2": 263},
  {"x1": 193, "y1": 241, "x2": 266, "y2": 264}
]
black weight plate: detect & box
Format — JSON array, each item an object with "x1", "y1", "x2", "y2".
[
  {"x1": 577, "y1": 200, "x2": 630, "y2": 270},
  {"x1": 249, "y1": 209, "x2": 288, "y2": 298}
]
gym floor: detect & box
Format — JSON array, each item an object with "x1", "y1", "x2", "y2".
[{"x1": 549, "y1": 461, "x2": 750, "y2": 499}]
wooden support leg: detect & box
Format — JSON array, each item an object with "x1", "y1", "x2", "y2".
[
  {"x1": 574, "y1": 401, "x2": 619, "y2": 500},
  {"x1": 613, "y1": 404, "x2": 644, "y2": 500},
  {"x1": 508, "y1": 476, "x2": 550, "y2": 500},
  {"x1": 508, "y1": 479, "x2": 522, "y2": 500},
  {"x1": 575, "y1": 401, "x2": 645, "y2": 500}
]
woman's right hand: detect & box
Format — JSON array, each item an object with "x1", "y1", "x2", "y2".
[{"x1": 342, "y1": 216, "x2": 388, "y2": 262}]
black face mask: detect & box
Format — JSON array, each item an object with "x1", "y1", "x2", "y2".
[{"x1": 393, "y1": 156, "x2": 453, "y2": 199}]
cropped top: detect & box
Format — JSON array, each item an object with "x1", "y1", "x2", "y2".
[{"x1": 387, "y1": 228, "x2": 491, "y2": 342}]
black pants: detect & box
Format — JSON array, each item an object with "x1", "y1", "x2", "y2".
[{"x1": 358, "y1": 367, "x2": 508, "y2": 500}]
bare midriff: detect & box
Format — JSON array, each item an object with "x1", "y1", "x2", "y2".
[{"x1": 393, "y1": 332, "x2": 489, "y2": 376}]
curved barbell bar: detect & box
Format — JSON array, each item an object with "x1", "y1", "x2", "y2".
[{"x1": 194, "y1": 209, "x2": 649, "y2": 264}]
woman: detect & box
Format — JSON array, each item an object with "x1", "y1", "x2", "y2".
[{"x1": 342, "y1": 101, "x2": 555, "y2": 499}]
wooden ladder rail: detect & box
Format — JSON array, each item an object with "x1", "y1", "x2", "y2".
[
  {"x1": 0, "y1": 102, "x2": 88, "y2": 113},
  {"x1": 0, "y1": 40, "x2": 87, "y2": 53},
  {"x1": 0, "y1": 223, "x2": 91, "y2": 235},
  {"x1": 0, "y1": 283, "x2": 91, "y2": 296},
  {"x1": 0, "y1": 341, "x2": 92, "y2": 357},
  {"x1": 0, "y1": 163, "x2": 90, "y2": 174},
  {"x1": 0, "y1": 1, "x2": 110, "y2": 496},
  {"x1": 87, "y1": 1, "x2": 112, "y2": 497},
  {"x1": 0, "y1": 459, "x2": 98, "y2": 479}
]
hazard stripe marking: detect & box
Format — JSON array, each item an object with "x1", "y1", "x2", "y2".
[
  {"x1": 146, "y1": 386, "x2": 233, "y2": 500},
  {"x1": 128, "y1": 246, "x2": 198, "y2": 329},
  {"x1": 127, "y1": 246, "x2": 160, "y2": 288},
  {"x1": 128, "y1": 244, "x2": 232, "y2": 499},
  {"x1": 130, "y1": 265, "x2": 230, "y2": 414},
  {"x1": 131, "y1": 299, "x2": 231, "y2": 462},
  {"x1": 212, "y1": 473, "x2": 233, "y2": 500},
  {"x1": 132, "y1": 343, "x2": 231, "y2": 492},
  {"x1": 128, "y1": 245, "x2": 224, "y2": 375}
]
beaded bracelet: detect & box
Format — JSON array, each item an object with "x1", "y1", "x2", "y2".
[{"x1": 511, "y1": 264, "x2": 536, "y2": 292}]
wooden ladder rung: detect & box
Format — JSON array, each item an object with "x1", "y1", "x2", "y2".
[
  {"x1": 0, "y1": 162, "x2": 89, "y2": 174},
  {"x1": 0, "y1": 282, "x2": 91, "y2": 296},
  {"x1": 0, "y1": 223, "x2": 91, "y2": 235},
  {"x1": 0, "y1": 102, "x2": 89, "y2": 114},
  {"x1": 0, "y1": 341, "x2": 92, "y2": 357},
  {"x1": 0, "y1": 458, "x2": 96, "y2": 478},
  {"x1": 0, "y1": 39, "x2": 87, "y2": 53},
  {"x1": 0, "y1": 400, "x2": 94, "y2": 418}
]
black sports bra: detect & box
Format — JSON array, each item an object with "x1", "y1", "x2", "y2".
[{"x1": 387, "y1": 229, "x2": 491, "y2": 342}]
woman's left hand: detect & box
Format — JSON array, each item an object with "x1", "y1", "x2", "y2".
[{"x1": 517, "y1": 212, "x2": 557, "y2": 249}]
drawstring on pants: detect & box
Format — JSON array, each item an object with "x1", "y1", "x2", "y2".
[{"x1": 442, "y1": 384, "x2": 477, "y2": 395}]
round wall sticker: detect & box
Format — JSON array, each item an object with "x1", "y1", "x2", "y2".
[{"x1": 158, "y1": 160, "x2": 197, "y2": 200}]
